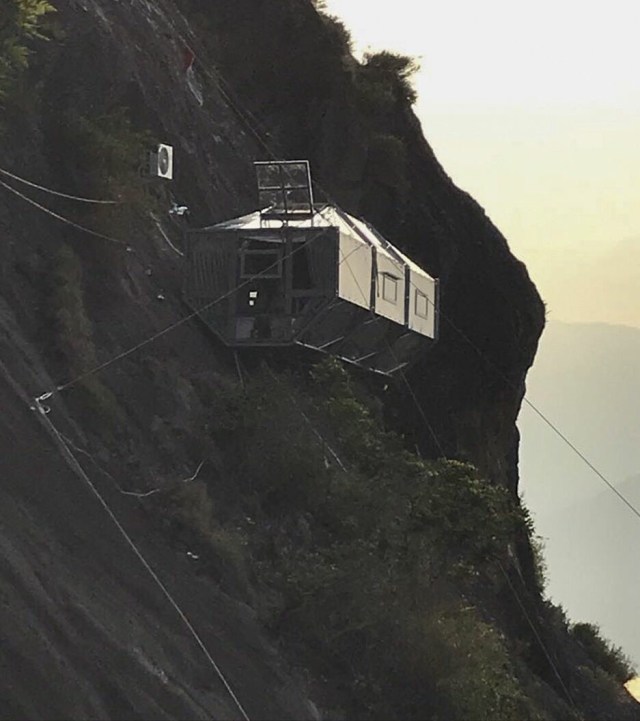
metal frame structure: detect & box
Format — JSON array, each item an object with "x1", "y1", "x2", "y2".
[
  {"x1": 255, "y1": 160, "x2": 314, "y2": 220},
  {"x1": 182, "y1": 162, "x2": 438, "y2": 375}
]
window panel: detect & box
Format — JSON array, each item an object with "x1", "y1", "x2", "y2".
[
  {"x1": 240, "y1": 250, "x2": 282, "y2": 278},
  {"x1": 415, "y1": 290, "x2": 429, "y2": 319},
  {"x1": 382, "y1": 274, "x2": 398, "y2": 303}
]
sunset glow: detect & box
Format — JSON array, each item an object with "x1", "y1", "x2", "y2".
[{"x1": 625, "y1": 677, "x2": 640, "y2": 703}]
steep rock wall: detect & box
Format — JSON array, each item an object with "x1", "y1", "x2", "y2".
[
  {"x1": 0, "y1": 0, "x2": 611, "y2": 719},
  {"x1": 189, "y1": 0, "x2": 546, "y2": 491},
  {"x1": 17, "y1": 0, "x2": 545, "y2": 494}
]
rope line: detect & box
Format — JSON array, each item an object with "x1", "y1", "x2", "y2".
[
  {"x1": 0, "y1": 178, "x2": 131, "y2": 249},
  {"x1": 10, "y1": 21, "x2": 628, "y2": 711},
  {"x1": 49, "y1": 223, "x2": 350, "y2": 397},
  {"x1": 265, "y1": 220, "x2": 577, "y2": 710},
  {"x1": 11, "y1": 3, "x2": 632, "y2": 547},
  {"x1": 58, "y1": 429, "x2": 161, "y2": 498},
  {"x1": 151, "y1": 212, "x2": 185, "y2": 257},
  {"x1": 33, "y1": 399, "x2": 251, "y2": 721},
  {"x1": 522, "y1": 398, "x2": 640, "y2": 521},
  {"x1": 176, "y1": 30, "x2": 279, "y2": 164},
  {"x1": 0, "y1": 15, "x2": 597, "y2": 715},
  {"x1": 12, "y1": 28, "x2": 630, "y2": 526},
  {"x1": 361, "y1": 243, "x2": 640, "y2": 523},
  {"x1": 437, "y1": 311, "x2": 640, "y2": 522},
  {"x1": 0, "y1": 166, "x2": 120, "y2": 204},
  {"x1": 330, "y1": 206, "x2": 640, "y2": 701},
  {"x1": 498, "y1": 561, "x2": 577, "y2": 710},
  {"x1": 265, "y1": 365, "x2": 347, "y2": 472}
]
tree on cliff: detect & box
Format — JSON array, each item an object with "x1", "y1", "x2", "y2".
[
  {"x1": 362, "y1": 50, "x2": 420, "y2": 104},
  {"x1": 0, "y1": 0, "x2": 54, "y2": 102}
]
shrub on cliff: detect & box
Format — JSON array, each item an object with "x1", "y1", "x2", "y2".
[
  {"x1": 51, "y1": 244, "x2": 97, "y2": 376},
  {"x1": 571, "y1": 622, "x2": 635, "y2": 683},
  {"x1": 49, "y1": 244, "x2": 125, "y2": 437},
  {"x1": 184, "y1": 358, "x2": 537, "y2": 716},
  {"x1": 0, "y1": 0, "x2": 54, "y2": 103},
  {"x1": 310, "y1": 1, "x2": 353, "y2": 57},
  {"x1": 164, "y1": 357, "x2": 635, "y2": 717},
  {"x1": 52, "y1": 107, "x2": 160, "y2": 237},
  {"x1": 360, "y1": 50, "x2": 420, "y2": 105},
  {"x1": 64, "y1": 108, "x2": 154, "y2": 202}
]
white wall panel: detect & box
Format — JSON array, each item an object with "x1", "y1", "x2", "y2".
[
  {"x1": 407, "y1": 269, "x2": 437, "y2": 338},
  {"x1": 374, "y1": 251, "x2": 405, "y2": 325},
  {"x1": 338, "y1": 232, "x2": 372, "y2": 309}
]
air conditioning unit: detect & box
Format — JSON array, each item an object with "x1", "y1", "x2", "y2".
[{"x1": 149, "y1": 143, "x2": 173, "y2": 180}]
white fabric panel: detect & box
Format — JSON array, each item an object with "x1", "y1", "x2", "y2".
[
  {"x1": 338, "y1": 232, "x2": 372, "y2": 309},
  {"x1": 407, "y1": 268, "x2": 437, "y2": 338},
  {"x1": 374, "y1": 251, "x2": 405, "y2": 325}
]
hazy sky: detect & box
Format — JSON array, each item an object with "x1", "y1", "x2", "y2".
[
  {"x1": 324, "y1": 0, "x2": 640, "y2": 666},
  {"x1": 324, "y1": 0, "x2": 640, "y2": 328}
]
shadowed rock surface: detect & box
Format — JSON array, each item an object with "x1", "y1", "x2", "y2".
[{"x1": 0, "y1": 0, "x2": 638, "y2": 718}]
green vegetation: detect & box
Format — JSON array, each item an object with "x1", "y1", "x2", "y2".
[
  {"x1": 159, "y1": 479, "x2": 252, "y2": 600},
  {"x1": 165, "y1": 357, "x2": 635, "y2": 716},
  {"x1": 67, "y1": 108, "x2": 154, "y2": 202},
  {"x1": 50, "y1": 244, "x2": 125, "y2": 437},
  {"x1": 174, "y1": 358, "x2": 545, "y2": 718},
  {"x1": 51, "y1": 244, "x2": 97, "y2": 377},
  {"x1": 418, "y1": 604, "x2": 535, "y2": 720},
  {"x1": 350, "y1": 52, "x2": 419, "y2": 226},
  {"x1": 530, "y1": 532, "x2": 548, "y2": 595},
  {"x1": 359, "y1": 50, "x2": 420, "y2": 106},
  {"x1": 55, "y1": 107, "x2": 161, "y2": 238},
  {"x1": 571, "y1": 622, "x2": 635, "y2": 683},
  {"x1": 0, "y1": 0, "x2": 55, "y2": 103},
  {"x1": 311, "y1": 1, "x2": 353, "y2": 57},
  {"x1": 318, "y1": 13, "x2": 352, "y2": 57}
]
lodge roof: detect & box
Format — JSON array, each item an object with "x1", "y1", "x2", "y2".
[{"x1": 200, "y1": 204, "x2": 434, "y2": 281}]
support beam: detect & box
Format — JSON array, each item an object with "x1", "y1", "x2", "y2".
[
  {"x1": 319, "y1": 335, "x2": 345, "y2": 350},
  {"x1": 353, "y1": 351, "x2": 379, "y2": 363},
  {"x1": 386, "y1": 362, "x2": 409, "y2": 375}
]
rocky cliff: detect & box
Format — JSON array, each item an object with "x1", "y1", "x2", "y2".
[{"x1": 0, "y1": 0, "x2": 637, "y2": 718}]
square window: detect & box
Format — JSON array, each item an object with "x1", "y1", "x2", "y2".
[
  {"x1": 415, "y1": 290, "x2": 429, "y2": 319},
  {"x1": 240, "y1": 250, "x2": 282, "y2": 278},
  {"x1": 381, "y1": 274, "x2": 398, "y2": 303}
]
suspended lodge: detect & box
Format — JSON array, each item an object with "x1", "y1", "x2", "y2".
[{"x1": 155, "y1": 151, "x2": 440, "y2": 376}]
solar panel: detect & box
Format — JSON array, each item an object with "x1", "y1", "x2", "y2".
[{"x1": 254, "y1": 160, "x2": 314, "y2": 218}]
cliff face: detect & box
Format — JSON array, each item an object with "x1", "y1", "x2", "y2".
[
  {"x1": 0, "y1": 0, "x2": 637, "y2": 719},
  {"x1": 186, "y1": 0, "x2": 546, "y2": 490},
  {"x1": 13, "y1": 0, "x2": 545, "y2": 490}
]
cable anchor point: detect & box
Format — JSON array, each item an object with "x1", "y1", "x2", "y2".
[{"x1": 33, "y1": 391, "x2": 54, "y2": 415}]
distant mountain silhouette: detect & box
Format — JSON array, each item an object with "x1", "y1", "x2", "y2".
[{"x1": 518, "y1": 321, "x2": 640, "y2": 665}]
